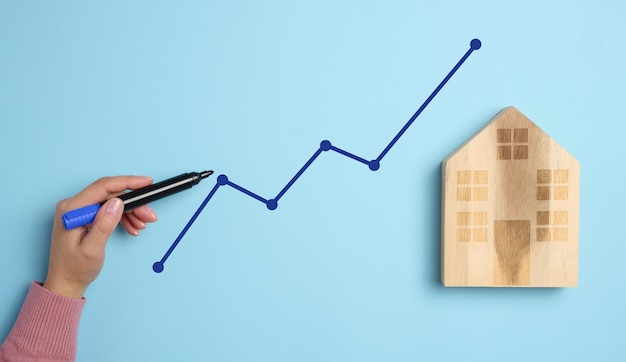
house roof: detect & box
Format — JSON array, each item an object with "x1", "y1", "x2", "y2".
[{"x1": 443, "y1": 106, "x2": 576, "y2": 163}]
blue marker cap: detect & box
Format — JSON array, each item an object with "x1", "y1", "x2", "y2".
[{"x1": 62, "y1": 203, "x2": 101, "y2": 230}]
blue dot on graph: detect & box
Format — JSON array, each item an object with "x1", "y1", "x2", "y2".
[
  {"x1": 217, "y1": 174, "x2": 228, "y2": 185},
  {"x1": 153, "y1": 262, "x2": 164, "y2": 273},
  {"x1": 267, "y1": 199, "x2": 278, "y2": 210},
  {"x1": 320, "y1": 140, "x2": 332, "y2": 151}
]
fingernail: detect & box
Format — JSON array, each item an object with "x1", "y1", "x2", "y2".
[
  {"x1": 146, "y1": 206, "x2": 158, "y2": 220},
  {"x1": 105, "y1": 198, "x2": 123, "y2": 215}
]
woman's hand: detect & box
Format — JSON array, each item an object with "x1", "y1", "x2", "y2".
[{"x1": 43, "y1": 176, "x2": 159, "y2": 299}]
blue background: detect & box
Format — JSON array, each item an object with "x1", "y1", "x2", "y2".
[{"x1": 1, "y1": 1, "x2": 624, "y2": 361}]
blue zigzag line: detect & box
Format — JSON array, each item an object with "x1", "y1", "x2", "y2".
[{"x1": 153, "y1": 39, "x2": 482, "y2": 273}]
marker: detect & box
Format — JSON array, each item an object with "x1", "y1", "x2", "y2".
[{"x1": 62, "y1": 170, "x2": 214, "y2": 230}]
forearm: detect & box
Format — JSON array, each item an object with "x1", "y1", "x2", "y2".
[{"x1": 0, "y1": 282, "x2": 85, "y2": 362}]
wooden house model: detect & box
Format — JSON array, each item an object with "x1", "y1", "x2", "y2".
[{"x1": 441, "y1": 107, "x2": 579, "y2": 287}]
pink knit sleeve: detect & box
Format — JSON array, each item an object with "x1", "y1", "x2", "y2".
[{"x1": 0, "y1": 282, "x2": 85, "y2": 362}]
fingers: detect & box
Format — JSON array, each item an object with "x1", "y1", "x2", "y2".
[
  {"x1": 58, "y1": 176, "x2": 159, "y2": 237},
  {"x1": 121, "y1": 213, "x2": 145, "y2": 236},
  {"x1": 132, "y1": 205, "x2": 158, "y2": 223},
  {"x1": 121, "y1": 205, "x2": 158, "y2": 236},
  {"x1": 121, "y1": 216, "x2": 139, "y2": 236},
  {"x1": 82, "y1": 198, "x2": 124, "y2": 251},
  {"x1": 65, "y1": 176, "x2": 154, "y2": 210}
]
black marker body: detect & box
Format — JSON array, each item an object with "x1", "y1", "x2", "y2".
[{"x1": 113, "y1": 171, "x2": 213, "y2": 211}]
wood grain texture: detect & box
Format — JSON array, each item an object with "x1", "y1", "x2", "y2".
[{"x1": 441, "y1": 107, "x2": 579, "y2": 287}]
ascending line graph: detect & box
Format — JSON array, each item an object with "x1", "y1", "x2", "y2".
[{"x1": 153, "y1": 39, "x2": 482, "y2": 273}]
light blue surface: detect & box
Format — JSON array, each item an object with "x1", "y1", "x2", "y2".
[{"x1": 1, "y1": 1, "x2": 624, "y2": 361}]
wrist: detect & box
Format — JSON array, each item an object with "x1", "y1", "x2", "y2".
[{"x1": 43, "y1": 277, "x2": 86, "y2": 299}]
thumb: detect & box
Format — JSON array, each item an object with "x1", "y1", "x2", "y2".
[{"x1": 84, "y1": 198, "x2": 124, "y2": 248}]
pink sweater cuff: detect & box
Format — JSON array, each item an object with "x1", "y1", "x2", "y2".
[{"x1": 6, "y1": 282, "x2": 85, "y2": 360}]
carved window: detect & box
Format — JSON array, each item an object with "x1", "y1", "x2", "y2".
[
  {"x1": 537, "y1": 169, "x2": 568, "y2": 201},
  {"x1": 457, "y1": 212, "x2": 488, "y2": 242},
  {"x1": 536, "y1": 211, "x2": 568, "y2": 241},
  {"x1": 497, "y1": 128, "x2": 528, "y2": 160},
  {"x1": 456, "y1": 170, "x2": 488, "y2": 202}
]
